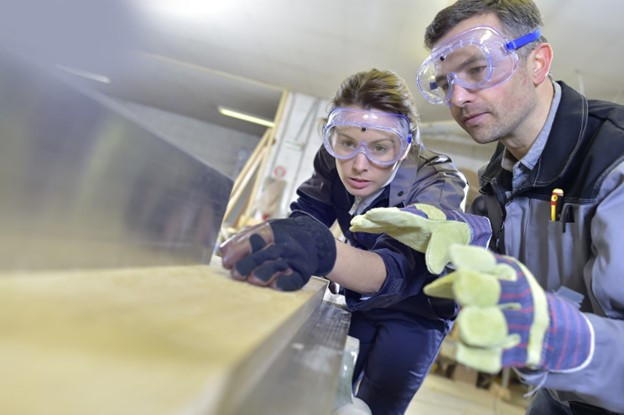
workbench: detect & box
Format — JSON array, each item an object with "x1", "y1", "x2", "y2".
[{"x1": 0, "y1": 264, "x2": 351, "y2": 414}]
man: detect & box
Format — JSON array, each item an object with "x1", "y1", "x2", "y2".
[{"x1": 417, "y1": 0, "x2": 624, "y2": 413}]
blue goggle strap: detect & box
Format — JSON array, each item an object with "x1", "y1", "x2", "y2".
[{"x1": 505, "y1": 28, "x2": 542, "y2": 51}]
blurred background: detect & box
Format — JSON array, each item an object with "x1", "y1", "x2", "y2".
[{"x1": 4, "y1": 0, "x2": 623, "y2": 229}]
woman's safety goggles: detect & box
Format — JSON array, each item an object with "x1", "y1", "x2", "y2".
[
  {"x1": 417, "y1": 26, "x2": 541, "y2": 105},
  {"x1": 322, "y1": 108, "x2": 413, "y2": 167}
]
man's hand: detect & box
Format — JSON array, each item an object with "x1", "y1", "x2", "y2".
[
  {"x1": 219, "y1": 214, "x2": 337, "y2": 291},
  {"x1": 423, "y1": 245, "x2": 594, "y2": 374},
  {"x1": 350, "y1": 203, "x2": 491, "y2": 274}
]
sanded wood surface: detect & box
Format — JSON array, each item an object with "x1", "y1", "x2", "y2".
[{"x1": 0, "y1": 263, "x2": 325, "y2": 414}]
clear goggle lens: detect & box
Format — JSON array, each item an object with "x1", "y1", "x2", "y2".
[
  {"x1": 323, "y1": 108, "x2": 413, "y2": 166},
  {"x1": 417, "y1": 26, "x2": 540, "y2": 105},
  {"x1": 325, "y1": 126, "x2": 405, "y2": 165}
]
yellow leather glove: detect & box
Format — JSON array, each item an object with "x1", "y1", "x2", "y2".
[
  {"x1": 350, "y1": 203, "x2": 491, "y2": 274},
  {"x1": 424, "y1": 245, "x2": 593, "y2": 374}
]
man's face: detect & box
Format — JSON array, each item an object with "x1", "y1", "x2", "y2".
[{"x1": 433, "y1": 13, "x2": 536, "y2": 145}]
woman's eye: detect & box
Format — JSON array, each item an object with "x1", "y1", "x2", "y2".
[
  {"x1": 372, "y1": 144, "x2": 389, "y2": 154},
  {"x1": 339, "y1": 139, "x2": 356, "y2": 149}
]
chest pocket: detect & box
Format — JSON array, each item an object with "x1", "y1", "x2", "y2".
[{"x1": 536, "y1": 202, "x2": 588, "y2": 299}]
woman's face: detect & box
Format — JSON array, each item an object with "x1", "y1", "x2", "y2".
[{"x1": 334, "y1": 106, "x2": 401, "y2": 198}]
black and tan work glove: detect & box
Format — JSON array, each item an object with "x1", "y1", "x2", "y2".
[{"x1": 219, "y1": 214, "x2": 337, "y2": 291}]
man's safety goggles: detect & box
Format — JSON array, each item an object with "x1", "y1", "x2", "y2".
[
  {"x1": 417, "y1": 26, "x2": 541, "y2": 105},
  {"x1": 323, "y1": 108, "x2": 413, "y2": 166}
]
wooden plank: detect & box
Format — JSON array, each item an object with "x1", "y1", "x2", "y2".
[{"x1": 0, "y1": 264, "x2": 326, "y2": 415}]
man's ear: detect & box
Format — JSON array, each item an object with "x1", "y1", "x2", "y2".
[{"x1": 529, "y1": 43, "x2": 553, "y2": 85}]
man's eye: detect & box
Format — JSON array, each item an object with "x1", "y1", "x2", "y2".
[{"x1": 466, "y1": 65, "x2": 487, "y2": 80}]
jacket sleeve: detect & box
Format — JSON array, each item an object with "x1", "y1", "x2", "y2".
[
  {"x1": 346, "y1": 152, "x2": 468, "y2": 311},
  {"x1": 518, "y1": 162, "x2": 624, "y2": 413},
  {"x1": 288, "y1": 146, "x2": 338, "y2": 227}
]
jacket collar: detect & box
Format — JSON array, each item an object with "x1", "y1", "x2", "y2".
[{"x1": 389, "y1": 144, "x2": 421, "y2": 206}]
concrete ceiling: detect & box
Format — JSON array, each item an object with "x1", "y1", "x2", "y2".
[{"x1": 5, "y1": 0, "x2": 624, "y2": 138}]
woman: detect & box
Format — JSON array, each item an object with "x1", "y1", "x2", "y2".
[{"x1": 221, "y1": 69, "x2": 468, "y2": 414}]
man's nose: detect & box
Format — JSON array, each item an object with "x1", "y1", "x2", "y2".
[{"x1": 447, "y1": 83, "x2": 475, "y2": 107}]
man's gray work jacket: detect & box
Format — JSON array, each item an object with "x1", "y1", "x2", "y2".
[{"x1": 471, "y1": 82, "x2": 624, "y2": 413}]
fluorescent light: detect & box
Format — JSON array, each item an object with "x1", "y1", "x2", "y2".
[
  {"x1": 218, "y1": 106, "x2": 275, "y2": 128},
  {"x1": 55, "y1": 64, "x2": 111, "y2": 84}
]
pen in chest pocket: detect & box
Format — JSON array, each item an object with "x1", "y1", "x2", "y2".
[{"x1": 550, "y1": 188, "x2": 564, "y2": 221}]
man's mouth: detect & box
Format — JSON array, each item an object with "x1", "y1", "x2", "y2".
[{"x1": 462, "y1": 112, "x2": 487, "y2": 126}]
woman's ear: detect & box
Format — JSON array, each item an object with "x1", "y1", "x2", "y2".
[{"x1": 529, "y1": 42, "x2": 553, "y2": 85}]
